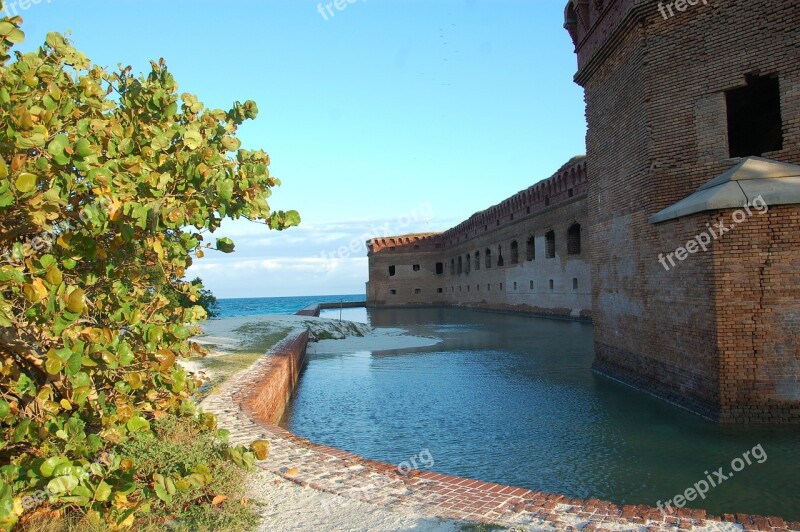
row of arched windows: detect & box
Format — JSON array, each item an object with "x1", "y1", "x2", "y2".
[{"x1": 446, "y1": 223, "x2": 582, "y2": 276}]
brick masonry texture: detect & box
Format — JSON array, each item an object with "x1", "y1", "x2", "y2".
[
  {"x1": 568, "y1": 0, "x2": 800, "y2": 423},
  {"x1": 201, "y1": 329, "x2": 800, "y2": 530}
]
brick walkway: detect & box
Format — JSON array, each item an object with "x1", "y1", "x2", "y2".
[{"x1": 200, "y1": 333, "x2": 799, "y2": 532}]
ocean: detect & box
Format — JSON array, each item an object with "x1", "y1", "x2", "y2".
[{"x1": 213, "y1": 294, "x2": 365, "y2": 319}]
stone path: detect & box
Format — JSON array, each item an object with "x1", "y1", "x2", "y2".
[{"x1": 200, "y1": 332, "x2": 799, "y2": 532}]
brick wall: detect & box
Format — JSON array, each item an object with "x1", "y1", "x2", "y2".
[
  {"x1": 571, "y1": 0, "x2": 800, "y2": 422},
  {"x1": 366, "y1": 158, "x2": 592, "y2": 319},
  {"x1": 242, "y1": 331, "x2": 309, "y2": 425}
]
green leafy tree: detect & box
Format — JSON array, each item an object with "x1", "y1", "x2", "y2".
[{"x1": 0, "y1": 9, "x2": 296, "y2": 529}]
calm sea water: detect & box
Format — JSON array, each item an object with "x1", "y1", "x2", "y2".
[
  {"x1": 214, "y1": 294, "x2": 364, "y2": 319},
  {"x1": 283, "y1": 307, "x2": 800, "y2": 520}
]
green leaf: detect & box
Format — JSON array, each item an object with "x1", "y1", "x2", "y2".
[
  {"x1": 95, "y1": 481, "x2": 112, "y2": 502},
  {"x1": 74, "y1": 138, "x2": 93, "y2": 158},
  {"x1": 216, "y1": 237, "x2": 235, "y2": 253},
  {"x1": 154, "y1": 482, "x2": 171, "y2": 503},
  {"x1": 40, "y1": 456, "x2": 70, "y2": 478},
  {"x1": 12, "y1": 419, "x2": 31, "y2": 443},
  {"x1": 0, "y1": 400, "x2": 9, "y2": 419},
  {"x1": 0, "y1": 159, "x2": 7, "y2": 179},
  {"x1": 126, "y1": 416, "x2": 150, "y2": 433},
  {"x1": 47, "y1": 134, "x2": 69, "y2": 158},
  {"x1": 184, "y1": 130, "x2": 203, "y2": 150},
  {"x1": 47, "y1": 474, "x2": 79, "y2": 494}
]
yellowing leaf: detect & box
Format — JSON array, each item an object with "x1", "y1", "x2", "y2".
[
  {"x1": 250, "y1": 440, "x2": 270, "y2": 460},
  {"x1": 14, "y1": 173, "x2": 37, "y2": 193},
  {"x1": 65, "y1": 287, "x2": 85, "y2": 313}
]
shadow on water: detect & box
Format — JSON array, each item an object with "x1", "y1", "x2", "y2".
[{"x1": 283, "y1": 307, "x2": 800, "y2": 520}]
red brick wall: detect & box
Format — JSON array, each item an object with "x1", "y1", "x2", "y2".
[
  {"x1": 714, "y1": 206, "x2": 800, "y2": 423},
  {"x1": 242, "y1": 331, "x2": 308, "y2": 425},
  {"x1": 572, "y1": 0, "x2": 800, "y2": 422}
]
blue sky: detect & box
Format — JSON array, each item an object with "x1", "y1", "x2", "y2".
[{"x1": 13, "y1": 0, "x2": 586, "y2": 298}]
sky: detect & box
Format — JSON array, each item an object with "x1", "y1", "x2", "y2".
[{"x1": 12, "y1": 0, "x2": 587, "y2": 298}]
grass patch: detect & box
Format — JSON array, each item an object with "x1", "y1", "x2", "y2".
[{"x1": 18, "y1": 415, "x2": 261, "y2": 532}]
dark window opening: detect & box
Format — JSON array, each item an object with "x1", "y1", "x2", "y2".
[
  {"x1": 415, "y1": 288, "x2": 421, "y2": 294},
  {"x1": 529, "y1": 280, "x2": 534, "y2": 290},
  {"x1": 450, "y1": 259, "x2": 455, "y2": 275},
  {"x1": 389, "y1": 265, "x2": 396, "y2": 276},
  {"x1": 435, "y1": 262, "x2": 444, "y2": 275},
  {"x1": 513, "y1": 282, "x2": 517, "y2": 290},
  {"x1": 545, "y1": 196, "x2": 550, "y2": 207},
  {"x1": 510, "y1": 214, "x2": 514, "y2": 221},
  {"x1": 549, "y1": 279, "x2": 554, "y2": 290},
  {"x1": 727, "y1": 74, "x2": 783, "y2": 157},
  {"x1": 573, "y1": 278, "x2": 578, "y2": 290},
  {"x1": 412, "y1": 264, "x2": 421, "y2": 272},
  {"x1": 510, "y1": 241, "x2": 519, "y2": 264},
  {"x1": 526, "y1": 235, "x2": 535, "y2": 261},
  {"x1": 457, "y1": 256, "x2": 463, "y2": 275},
  {"x1": 475, "y1": 251, "x2": 481, "y2": 271},
  {"x1": 526, "y1": 206, "x2": 531, "y2": 214},
  {"x1": 500, "y1": 283, "x2": 503, "y2": 291},
  {"x1": 487, "y1": 284, "x2": 490, "y2": 291},
  {"x1": 390, "y1": 289, "x2": 397, "y2": 295},
  {"x1": 485, "y1": 249, "x2": 492, "y2": 269},
  {"x1": 567, "y1": 223, "x2": 581, "y2": 255},
  {"x1": 545, "y1": 231, "x2": 555, "y2": 258},
  {"x1": 465, "y1": 254, "x2": 471, "y2": 275},
  {"x1": 568, "y1": 188, "x2": 574, "y2": 198},
  {"x1": 437, "y1": 287, "x2": 443, "y2": 294},
  {"x1": 497, "y1": 245, "x2": 504, "y2": 267}
]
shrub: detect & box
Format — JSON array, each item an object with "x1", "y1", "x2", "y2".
[{"x1": 0, "y1": 8, "x2": 293, "y2": 529}]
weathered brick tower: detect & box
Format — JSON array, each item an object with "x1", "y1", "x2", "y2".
[{"x1": 565, "y1": 0, "x2": 800, "y2": 422}]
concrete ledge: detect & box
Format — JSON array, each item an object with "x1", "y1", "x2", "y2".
[{"x1": 651, "y1": 157, "x2": 800, "y2": 224}]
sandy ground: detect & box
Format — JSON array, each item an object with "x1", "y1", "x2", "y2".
[
  {"x1": 247, "y1": 470, "x2": 463, "y2": 532},
  {"x1": 193, "y1": 314, "x2": 461, "y2": 532}
]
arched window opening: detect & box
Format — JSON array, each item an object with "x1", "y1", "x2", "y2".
[
  {"x1": 485, "y1": 248, "x2": 492, "y2": 269},
  {"x1": 510, "y1": 241, "x2": 519, "y2": 264},
  {"x1": 545, "y1": 231, "x2": 556, "y2": 258},
  {"x1": 526, "y1": 235, "x2": 535, "y2": 261},
  {"x1": 568, "y1": 223, "x2": 582, "y2": 255}
]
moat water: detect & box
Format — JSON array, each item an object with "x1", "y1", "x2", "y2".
[{"x1": 282, "y1": 307, "x2": 800, "y2": 520}]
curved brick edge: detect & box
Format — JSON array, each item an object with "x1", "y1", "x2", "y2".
[{"x1": 200, "y1": 329, "x2": 799, "y2": 532}]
